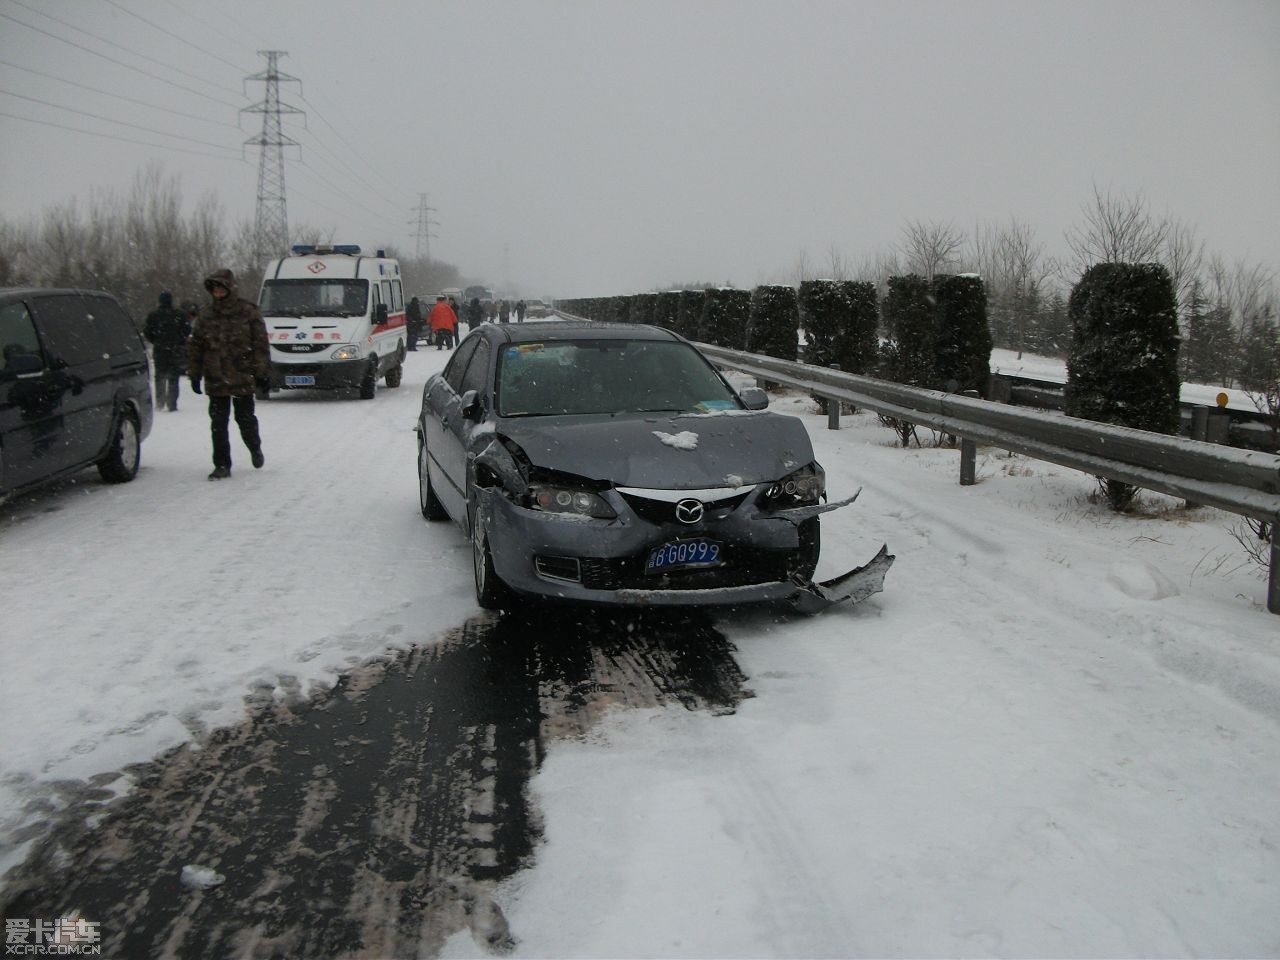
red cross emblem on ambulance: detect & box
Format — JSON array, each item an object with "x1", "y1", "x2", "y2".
[{"x1": 307, "y1": 261, "x2": 325, "y2": 274}]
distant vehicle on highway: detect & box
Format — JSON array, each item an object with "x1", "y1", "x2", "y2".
[
  {"x1": 414, "y1": 320, "x2": 892, "y2": 612},
  {"x1": 524, "y1": 299, "x2": 550, "y2": 318},
  {"x1": 1, "y1": 287, "x2": 152, "y2": 501}
]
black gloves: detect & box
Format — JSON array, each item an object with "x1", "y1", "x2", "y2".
[{"x1": 190, "y1": 377, "x2": 202, "y2": 394}]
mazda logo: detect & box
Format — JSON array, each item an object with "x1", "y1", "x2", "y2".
[{"x1": 674, "y1": 499, "x2": 704, "y2": 524}]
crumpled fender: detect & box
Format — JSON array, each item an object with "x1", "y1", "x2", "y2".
[
  {"x1": 765, "y1": 488, "x2": 862, "y2": 524},
  {"x1": 472, "y1": 437, "x2": 527, "y2": 497}
]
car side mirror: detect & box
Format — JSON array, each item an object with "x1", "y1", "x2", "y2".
[
  {"x1": 375, "y1": 303, "x2": 388, "y2": 324},
  {"x1": 739, "y1": 386, "x2": 769, "y2": 410},
  {"x1": 460, "y1": 389, "x2": 484, "y2": 421}
]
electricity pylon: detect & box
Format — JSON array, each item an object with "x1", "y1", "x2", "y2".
[{"x1": 242, "y1": 51, "x2": 303, "y2": 264}]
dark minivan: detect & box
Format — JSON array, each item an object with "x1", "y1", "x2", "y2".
[{"x1": 1, "y1": 288, "x2": 153, "y2": 501}]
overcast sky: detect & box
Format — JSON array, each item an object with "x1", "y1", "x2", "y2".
[{"x1": 1, "y1": 0, "x2": 1276, "y2": 298}]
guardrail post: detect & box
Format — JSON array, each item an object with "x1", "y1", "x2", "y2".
[
  {"x1": 960, "y1": 438, "x2": 976, "y2": 486},
  {"x1": 1191, "y1": 407, "x2": 1209, "y2": 442},
  {"x1": 826, "y1": 363, "x2": 841, "y2": 430},
  {"x1": 1270, "y1": 521, "x2": 1280, "y2": 615},
  {"x1": 1207, "y1": 413, "x2": 1230, "y2": 445}
]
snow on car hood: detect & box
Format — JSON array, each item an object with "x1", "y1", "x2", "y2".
[{"x1": 495, "y1": 411, "x2": 815, "y2": 488}]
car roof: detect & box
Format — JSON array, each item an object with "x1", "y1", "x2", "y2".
[
  {"x1": 0, "y1": 287, "x2": 121, "y2": 303},
  {"x1": 486, "y1": 321, "x2": 682, "y2": 345}
]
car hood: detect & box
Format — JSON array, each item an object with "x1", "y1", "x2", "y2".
[{"x1": 494, "y1": 411, "x2": 815, "y2": 488}]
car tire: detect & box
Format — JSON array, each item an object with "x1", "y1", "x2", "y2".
[
  {"x1": 472, "y1": 508, "x2": 514, "y2": 610},
  {"x1": 359, "y1": 357, "x2": 378, "y2": 399},
  {"x1": 97, "y1": 409, "x2": 140, "y2": 484},
  {"x1": 417, "y1": 432, "x2": 448, "y2": 521}
]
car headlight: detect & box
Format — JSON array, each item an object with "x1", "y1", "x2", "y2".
[
  {"x1": 527, "y1": 482, "x2": 616, "y2": 519},
  {"x1": 330, "y1": 344, "x2": 361, "y2": 360},
  {"x1": 761, "y1": 464, "x2": 825, "y2": 508}
]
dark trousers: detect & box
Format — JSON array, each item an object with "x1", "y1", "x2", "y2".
[
  {"x1": 208, "y1": 395, "x2": 261, "y2": 468},
  {"x1": 155, "y1": 372, "x2": 180, "y2": 411},
  {"x1": 435, "y1": 328, "x2": 455, "y2": 350}
]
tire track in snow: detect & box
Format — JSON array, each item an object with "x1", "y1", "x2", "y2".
[{"x1": 2, "y1": 610, "x2": 750, "y2": 958}]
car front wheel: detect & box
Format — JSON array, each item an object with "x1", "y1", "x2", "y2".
[
  {"x1": 472, "y1": 508, "x2": 515, "y2": 610},
  {"x1": 97, "y1": 410, "x2": 140, "y2": 483}
]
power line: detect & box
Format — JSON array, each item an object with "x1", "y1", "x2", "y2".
[
  {"x1": 157, "y1": 0, "x2": 245, "y2": 52},
  {"x1": 101, "y1": 0, "x2": 249, "y2": 75},
  {"x1": 0, "y1": 57, "x2": 239, "y2": 129},
  {"x1": 291, "y1": 125, "x2": 406, "y2": 214},
  {"x1": 0, "y1": 89, "x2": 242, "y2": 154},
  {"x1": 0, "y1": 110, "x2": 249, "y2": 161},
  {"x1": 295, "y1": 87, "x2": 412, "y2": 198},
  {"x1": 0, "y1": 11, "x2": 244, "y2": 111},
  {"x1": 6, "y1": 0, "x2": 246, "y2": 100}
]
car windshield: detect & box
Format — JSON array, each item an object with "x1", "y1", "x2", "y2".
[
  {"x1": 260, "y1": 279, "x2": 368, "y2": 317},
  {"x1": 495, "y1": 339, "x2": 740, "y2": 417}
]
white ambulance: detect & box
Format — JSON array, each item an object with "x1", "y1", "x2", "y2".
[{"x1": 259, "y1": 245, "x2": 407, "y2": 399}]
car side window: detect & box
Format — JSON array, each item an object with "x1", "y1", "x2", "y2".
[
  {"x1": 459, "y1": 338, "x2": 491, "y2": 397},
  {"x1": 30, "y1": 294, "x2": 106, "y2": 366},
  {"x1": 0, "y1": 301, "x2": 44, "y2": 374},
  {"x1": 444, "y1": 336, "x2": 480, "y2": 393}
]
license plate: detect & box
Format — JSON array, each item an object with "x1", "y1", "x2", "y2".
[
  {"x1": 645, "y1": 539, "x2": 722, "y2": 573},
  {"x1": 285, "y1": 375, "x2": 315, "y2": 386}
]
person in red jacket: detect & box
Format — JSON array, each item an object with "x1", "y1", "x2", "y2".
[{"x1": 428, "y1": 295, "x2": 458, "y2": 350}]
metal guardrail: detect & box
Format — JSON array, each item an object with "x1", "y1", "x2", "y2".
[{"x1": 693, "y1": 343, "x2": 1280, "y2": 614}]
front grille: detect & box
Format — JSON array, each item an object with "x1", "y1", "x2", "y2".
[
  {"x1": 579, "y1": 547, "x2": 793, "y2": 591},
  {"x1": 272, "y1": 343, "x2": 331, "y2": 354},
  {"x1": 618, "y1": 491, "x2": 749, "y2": 525}
]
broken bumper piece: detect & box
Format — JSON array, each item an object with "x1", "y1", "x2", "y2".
[{"x1": 788, "y1": 543, "x2": 895, "y2": 615}]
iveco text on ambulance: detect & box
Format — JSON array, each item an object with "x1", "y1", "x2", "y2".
[{"x1": 259, "y1": 245, "x2": 407, "y2": 399}]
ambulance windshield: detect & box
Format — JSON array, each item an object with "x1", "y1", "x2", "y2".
[{"x1": 261, "y1": 279, "x2": 369, "y2": 317}]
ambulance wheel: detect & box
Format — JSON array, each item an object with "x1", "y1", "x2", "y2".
[
  {"x1": 385, "y1": 362, "x2": 403, "y2": 388},
  {"x1": 359, "y1": 357, "x2": 377, "y2": 399}
]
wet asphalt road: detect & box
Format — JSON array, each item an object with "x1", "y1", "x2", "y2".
[{"x1": 2, "y1": 610, "x2": 751, "y2": 959}]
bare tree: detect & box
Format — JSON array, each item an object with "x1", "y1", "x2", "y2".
[
  {"x1": 899, "y1": 219, "x2": 965, "y2": 280},
  {"x1": 1162, "y1": 216, "x2": 1205, "y2": 316},
  {"x1": 792, "y1": 247, "x2": 812, "y2": 287},
  {"x1": 825, "y1": 241, "x2": 851, "y2": 281},
  {"x1": 1065, "y1": 184, "x2": 1168, "y2": 271}
]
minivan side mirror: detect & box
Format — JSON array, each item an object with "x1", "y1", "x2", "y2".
[
  {"x1": 1, "y1": 352, "x2": 43, "y2": 379},
  {"x1": 460, "y1": 389, "x2": 484, "y2": 421},
  {"x1": 739, "y1": 386, "x2": 769, "y2": 410},
  {"x1": 375, "y1": 302, "x2": 389, "y2": 324}
]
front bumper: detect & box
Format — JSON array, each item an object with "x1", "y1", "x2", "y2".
[
  {"x1": 269, "y1": 358, "x2": 365, "y2": 390},
  {"x1": 477, "y1": 484, "x2": 892, "y2": 612}
]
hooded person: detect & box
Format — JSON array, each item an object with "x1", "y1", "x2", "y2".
[
  {"x1": 143, "y1": 290, "x2": 191, "y2": 411},
  {"x1": 187, "y1": 268, "x2": 270, "y2": 480}
]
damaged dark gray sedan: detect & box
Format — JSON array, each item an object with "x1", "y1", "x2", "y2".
[{"x1": 414, "y1": 321, "x2": 893, "y2": 612}]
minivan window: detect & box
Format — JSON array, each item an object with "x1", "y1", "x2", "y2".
[
  {"x1": 32, "y1": 294, "x2": 106, "y2": 366},
  {"x1": 85, "y1": 296, "x2": 141, "y2": 358},
  {"x1": 0, "y1": 301, "x2": 44, "y2": 374}
]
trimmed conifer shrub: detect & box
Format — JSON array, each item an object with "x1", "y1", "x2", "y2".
[
  {"x1": 653, "y1": 291, "x2": 680, "y2": 333},
  {"x1": 700, "y1": 288, "x2": 750, "y2": 348},
  {"x1": 1065, "y1": 262, "x2": 1181, "y2": 510},
  {"x1": 835, "y1": 280, "x2": 879, "y2": 376},
  {"x1": 881, "y1": 274, "x2": 936, "y2": 388},
  {"x1": 933, "y1": 274, "x2": 992, "y2": 396},
  {"x1": 798, "y1": 279, "x2": 844, "y2": 368},
  {"x1": 631, "y1": 293, "x2": 657, "y2": 327},
  {"x1": 676, "y1": 290, "x2": 705, "y2": 340},
  {"x1": 747, "y1": 284, "x2": 799, "y2": 361}
]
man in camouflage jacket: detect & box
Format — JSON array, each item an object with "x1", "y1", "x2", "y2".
[{"x1": 188, "y1": 268, "x2": 270, "y2": 480}]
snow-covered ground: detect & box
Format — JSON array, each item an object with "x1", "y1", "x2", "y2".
[{"x1": 4, "y1": 341, "x2": 1279, "y2": 956}]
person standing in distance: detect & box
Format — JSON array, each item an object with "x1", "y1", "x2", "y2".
[
  {"x1": 188, "y1": 268, "x2": 269, "y2": 480},
  {"x1": 143, "y1": 291, "x2": 191, "y2": 411},
  {"x1": 428, "y1": 294, "x2": 457, "y2": 350}
]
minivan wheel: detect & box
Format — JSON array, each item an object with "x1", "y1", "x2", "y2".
[
  {"x1": 97, "y1": 410, "x2": 140, "y2": 483},
  {"x1": 472, "y1": 511, "x2": 514, "y2": 610},
  {"x1": 359, "y1": 357, "x2": 378, "y2": 399}
]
